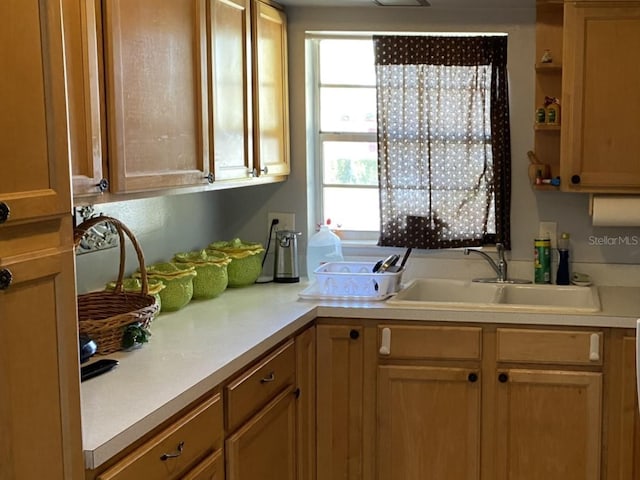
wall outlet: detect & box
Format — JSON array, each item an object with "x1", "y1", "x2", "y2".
[
  {"x1": 267, "y1": 212, "x2": 295, "y2": 240},
  {"x1": 539, "y1": 221, "x2": 557, "y2": 249}
]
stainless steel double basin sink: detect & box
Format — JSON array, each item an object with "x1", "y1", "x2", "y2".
[{"x1": 386, "y1": 278, "x2": 601, "y2": 313}]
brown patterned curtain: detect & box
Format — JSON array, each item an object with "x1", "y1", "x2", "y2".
[{"x1": 374, "y1": 35, "x2": 511, "y2": 249}]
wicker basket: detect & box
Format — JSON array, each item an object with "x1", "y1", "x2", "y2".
[{"x1": 75, "y1": 216, "x2": 159, "y2": 354}]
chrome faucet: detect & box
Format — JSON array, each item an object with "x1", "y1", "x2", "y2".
[{"x1": 463, "y1": 243, "x2": 508, "y2": 282}]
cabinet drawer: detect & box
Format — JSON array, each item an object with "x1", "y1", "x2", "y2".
[
  {"x1": 97, "y1": 394, "x2": 223, "y2": 480},
  {"x1": 496, "y1": 328, "x2": 604, "y2": 365},
  {"x1": 377, "y1": 325, "x2": 482, "y2": 360},
  {"x1": 226, "y1": 339, "x2": 295, "y2": 432}
]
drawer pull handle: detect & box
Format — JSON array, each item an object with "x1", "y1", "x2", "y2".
[
  {"x1": 260, "y1": 372, "x2": 275, "y2": 383},
  {"x1": 589, "y1": 333, "x2": 600, "y2": 361},
  {"x1": 379, "y1": 327, "x2": 391, "y2": 356},
  {"x1": 160, "y1": 441, "x2": 184, "y2": 461}
]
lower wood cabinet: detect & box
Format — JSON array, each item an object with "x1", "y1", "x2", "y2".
[
  {"x1": 182, "y1": 450, "x2": 224, "y2": 480},
  {"x1": 96, "y1": 393, "x2": 223, "y2": 480},
  {"x1": 494, "y1": 368, "x2": 602, "y2": 480},
  {"x1": 223, "y1": 326, "x2": 314, "y2": 480},
  {"x1": 316, "y1": 323, "x2": 370, "y2": 480},
  {"x1": 226, "y1": 386, "x2": 297, "y2": 480},
  {"x1": 316, "y1": 320, "x2": 626, "y2": 480},
  {"x1": 493, "y1": 327, "x2": 603, "y2": 480},
  {"x1": 376, "y1": 324, "x2": 482, "y2": 480},
  {"x1": 377, "y1": 365, "x2": 481, "y2": 480}
]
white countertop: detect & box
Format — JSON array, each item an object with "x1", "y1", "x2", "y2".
[{"x1": 81, "y1": 281, "x2": 640, "y2": 470}]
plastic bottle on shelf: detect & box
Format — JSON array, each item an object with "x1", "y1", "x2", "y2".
[
  {"x1": 556, "y1": 232, "x2": 571, "y2": 285},
  {"x1": 306, "y1": 224, "x2": 343, "y2": 281}
]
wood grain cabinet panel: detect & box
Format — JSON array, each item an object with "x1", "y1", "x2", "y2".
[
  {"x1": 226, "y1": 387, "x2": 297, "y2": 480},
  {"x1": 494, "y1": 369, "x2": 602, "y2": 480},
  {"x1": 377, "y1": 365, "x2": 481, "y2": 480},
  {"x1": 0, "y1": 0, "x2": 72, "y2": 222},
  {"x1": 63, "y1": 0, "x2": 106, "y2": 197},
  {"x1": 0, "y1": 2, "x2": 83, "y2": 479},
  {"x1": 561, "y1": 2, "x2": 640, "y2": 192},
  {"x1": 210, "y1": 0, "x2": 253, "y2": 181},
  {"x1": 102, "y1": 0, "x2": 211, "y2": 193},
  {"x1": 225, "y1": 339, "x2": 295, "y2": 433},
  {"x1": 181, "y1": 449, "x2": 224, "y2": 480},
  {"x1": 97, "y1": 394, "x2": 223, "y2": 480},
  {"x1": 251, "y1": 0, "x2": 289, "y2": 178}
]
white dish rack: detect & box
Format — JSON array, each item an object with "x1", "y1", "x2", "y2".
[{"x1": 299, "y1": 262, "x2": 403, "y2": 301}]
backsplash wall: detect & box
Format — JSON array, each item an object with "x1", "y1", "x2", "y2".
[{"x1": 75, "y1": 191, "x2": 234, "y2": 293}]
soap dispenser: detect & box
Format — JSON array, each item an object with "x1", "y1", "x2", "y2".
[{"x1": 556, "y1": 232, "x2": 570, "y2": 285}]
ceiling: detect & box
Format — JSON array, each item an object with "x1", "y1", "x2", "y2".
[{"x1": 276, "y1": 0, "x2": 534, "y2": 7}]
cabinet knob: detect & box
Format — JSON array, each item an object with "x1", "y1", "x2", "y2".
[
  {"x1": 498, "y1": 372, "x2": 509, "y2": 383},
  {"x1": 468, "y1": 372, "x2": 479, "y2": 383},
  {"x1": 0, "y1": 202, "x2": 10, "y2": 224},
  {"x1": 204, "y1": 172, "x2": 214, "y2": 184},
  {"x1": 0, "y1": 268, "x2": 13, "y2": 290},
  {"x1": 248, "y1": 167, "x2": 258, "y2": 177},
  {"x1": 260, "y1": 165, "x2": 269, "y2": 175},
  {"x1": 96, "y1": 178, "x2": 109, "y2": 193},
  {"x1": 571, "y1": 175, "x2": 581, "y2": 185},
  {"x1": 349, "y1": 329, "x2": 360, "y2": 340}
]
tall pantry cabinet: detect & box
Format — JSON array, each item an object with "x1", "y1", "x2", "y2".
[{"x1": 0, "y1": 0, "x2": 83, "y2": 479}]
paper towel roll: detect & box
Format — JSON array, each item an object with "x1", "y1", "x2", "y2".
[{"x1": 591, "y1": 195, "x2": 640, "y2": 227}]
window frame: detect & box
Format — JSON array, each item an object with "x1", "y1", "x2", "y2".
[{"x1": 309, "y1": 34, "x2": 380, "y2": 242}]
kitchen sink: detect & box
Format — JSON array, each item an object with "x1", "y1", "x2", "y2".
[
  {"x1": 387, "y1": 278, "x2": 601, "y2": 313},
  {"x1": 387, "y1": 278, "x2": 500, "y2": 306}
]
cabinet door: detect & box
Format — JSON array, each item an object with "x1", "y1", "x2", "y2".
[
  {"x1": 316, "y1": 325, "x2": 364, "y2": 480},
  {"x1": 377, "y1": 365, "x2": 481, "y2": 480},
  {"x1": 0, "y1": 248, "x2": 83, "y2": 479},
  {"x1": 561, "y1": 3, "x2": 640, "y2": 192},
  {"x1": 63, "y1": 0, "x2": 106, "y2": 196},
  {"x1": 210, "y1": 0, "x2": 253, "y2": 181},
  {"x1": 181, "y1": 449, "x2": 224, "y2": 480},
  {"x1": 495, "y1": 369, "x2": 602, "y2": 480},
  {"x1": 605, "y1": 333, "x2": 640, "y2": 480},
  {"x1": 103, "y1": 0, "x2": 211, "y2": 193},
  {"x1": 295, "y1": 326, "x2": 316, "y2": 480},
  {"x1": 251, "y1": 0, "x2": 289, "y2": 178},
  {"x1": 225, "y1": 387, "x2": 296, "y2": 480},
  {"x1": 0, "y1": 0, "x2": 72, "y2": 223}
]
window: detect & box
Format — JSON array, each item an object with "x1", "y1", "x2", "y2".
[
  {"x1": 312, "y1": 37, "x2": 379, "y2": 236},
  {"x1": 308, "y1": 34, "x2": 511, "y2": 248}
]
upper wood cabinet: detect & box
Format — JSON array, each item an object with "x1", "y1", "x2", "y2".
[
  {"x1": 0, "y1": 0, "x2": 72, "y2": 223},
  {"x1": 210, "y1": 0, "x2": 254, "y2": 181},
  {"x1": 65, "y1": 0, "x2": 289, "y2": 198},
  {"x1": 251, "y1": 0, "x2": 290, "y2": 178},
  {"x1": 64, "y1": 0, "x2": 107, "y2": 197},
  {"x1": 102, "y1": 0, "x2": 212, "y2": 193},
  {"x1": 560, "y1": 1, "x2": 640, "y2": 192}
]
